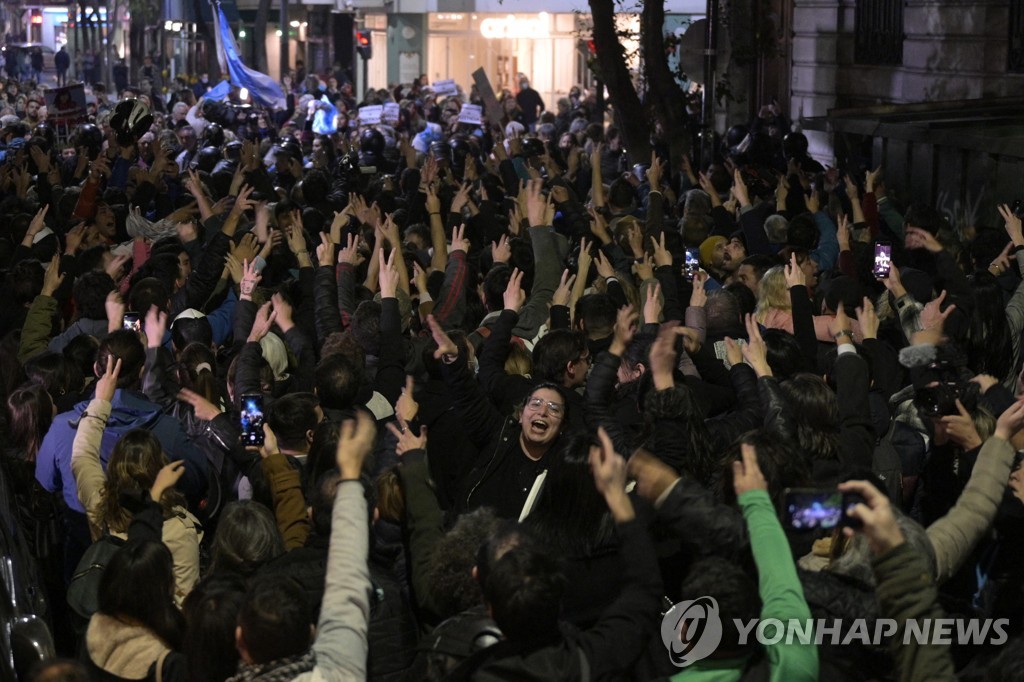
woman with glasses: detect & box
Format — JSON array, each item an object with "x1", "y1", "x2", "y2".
[{"x1": 425, "y1": 316, "x2": 572, "y2": 520}]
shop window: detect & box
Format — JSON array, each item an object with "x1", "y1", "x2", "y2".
[
  {"x1": 854, "y1": 0, "x2": 903, "y2": 65},
  {"x1": 1010, "y1": 0, "x2": 1024, "y2": 71}
]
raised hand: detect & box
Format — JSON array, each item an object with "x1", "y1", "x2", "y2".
[
  {"x1": 690, "y1": 271, "x2": 708, "y2": 308},
  {"x1": 502, "y1": 268, "x2": 526, "y2": 313},
  {"x1": 741, "y1": 314, "x2": 771, "y2": 376},
  {"x1": 648, "y1": 321, "x2": 682, "y2": 389},
  {"x1": 338, "y1": 232, "x2": 363, "y2": 266},
  {"x1": 378, "y1": 248, "x2": 400, "y2": 299},
  {"x1": 904, "y1": 226, "x2": 943, "y2": 253},
  {"x1": 732, "y1": 442, "x2": 768, "y2": 496},
  {"x1": 271, "y1": 292, "x2": 295, "y2": 332},
  {"x1": 610, "y1": 304, "x2": 638, "y2": 356},
  {"x1": 335, "y1": 411, "x2": 377, "y2": 480},
  {"x1": 632, "y1": 253, "x2": 654, "y2": 282},
  {"x1": 95, "y1": 355, "x2": 122, "y2": 402},
  {"x1": 317, "y1": 232, "x2": 336, "y2": 267},
  {"x1": 177, "y1": 388, "x2": 223, "y2": 422},
  {"x1": 920, "y1": 290, "x2": 956, "y2": 334},
  {"x1": 41, "y1": 254, "x2": 64, "y2": 296},
  {"x1": 589, "y1": 426, "x2": 634, "y2": 522},
  {"x1": 995, "y1": 399, "x2": 1024, "y2": 442},
  {"x1": 150, "y1": 461, "x2": 186, "y2": 502},
  {"x1": 827, "y1": 302, "x2": 853, "y2": 344},
  {"x1": 643, "y1": 281, "x2": 663, "y2": 324},
  {"x1": 239, "y1": 258, "x2": 262, "y2": 300},
  {"x1": 525, "y1": 178, "x2": 548, "y2": 227},
  {"x1": 997, "y1": 203, "x2": 1024, "y2": 247},
  {"x1": 247, "y1": 302, "x2": 278, "y2": 343},
  {"x1": 394, "y1": 375, "x2": 419, "y2": 424},
  {"x1": 594, "y1": 249, "x2": 615, "y2": 279},
  {"x1": 856, "y1": 296, "x2": 879, "y2": 340},
  {"x1": 385, "y1": 412, "x2": 428, "y2": 457},
  {"x1": 551, "y1": 268, "x2": 576, "y2": 308},
  {"x1": 838, "y1": 479, "x2": 904, "y2": 555},
  {"x1": 651, "y1": 232, "x2": 672, "y2": 267},
  {"x1": 450, "y1": 224, "x2": 470, "y2": 254},
  {"x1": 144, "y1": 305, "x2": 168, "y2": 349},
  {"x1": 732, "y1": 168, "x2": 750, "y2": 207},
  {"x1": 426, "y1": 314, "x2": 458, "y2": 360},
  {"x1": 491, "y1": 234, "x2": 512, "y2": 264},
  {"x1": 784, "y1": 252, "x2": 806, "y2": 288},
  {"x1": 940, "y1": 400, "x2": 983, "y2": 451}
]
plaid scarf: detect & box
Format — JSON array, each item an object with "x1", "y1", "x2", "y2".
[{"x1": 226, "y1": 650, "x2": 316, "y2": 682}]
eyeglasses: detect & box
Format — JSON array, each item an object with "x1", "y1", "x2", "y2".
[{"x1": 526, "y1": 397, "x2": 564, "y2": 417}]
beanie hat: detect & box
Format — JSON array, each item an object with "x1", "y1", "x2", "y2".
[{"x1": 699, "y1": 236, "x2": 726, "y2": 269}]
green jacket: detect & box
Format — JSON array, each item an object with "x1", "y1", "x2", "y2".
[{"x1": 671, "y1": 490, "x2": 818, "y2": 682}]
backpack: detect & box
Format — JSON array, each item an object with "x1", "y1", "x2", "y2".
[
  {"x1": 67, "y1": 534, "x2": 124, "y2": 619},
  {"x1": 872, "y1": 435, "x2": 903, "y2": 508}
]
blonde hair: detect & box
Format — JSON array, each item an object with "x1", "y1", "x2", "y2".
[
  {"x1": 504, "y1": 343, "x2": 532, "y2": 378},
  {"x1": 754, "y1": 265, "x2": 791, "y2": 323}
]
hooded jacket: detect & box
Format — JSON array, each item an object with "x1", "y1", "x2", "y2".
[{"x1": 35, "y1": 388, "x2": 208, "y2": 513}]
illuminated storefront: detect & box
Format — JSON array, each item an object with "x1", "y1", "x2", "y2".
[{"x1": 425, "y1": 12, "x2": 583, "y2": 106}]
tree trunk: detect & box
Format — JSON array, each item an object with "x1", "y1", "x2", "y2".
[
  {"x1": 129, "y1": 0, "x2": 145, "y2": 78},
  {"x1": 254, "y1": 0, "x2": 271, "y2": 73},
  {"x1": 641, "y1": 0, "x2": 690, "y2": 175},
  {"x1": 588, "y1": 0, "x2": 651, "y2": 164}
]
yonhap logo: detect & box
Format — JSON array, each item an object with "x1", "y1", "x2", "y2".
[{"x1": 661, "y1": 596, "x2": 723, "y2": 667}]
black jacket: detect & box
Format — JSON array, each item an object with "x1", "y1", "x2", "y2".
[
  {"x1": 451, "y1": 517, "x2": 662, "y2": 681},
  {"x1": 440, "y1": 353, "x2": 563, "y2": 519}
]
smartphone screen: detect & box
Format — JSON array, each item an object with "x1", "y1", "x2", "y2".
[
  {"x1": 872, "y1": 242, "x2": 892, "y2": 279},
  {"x1": 684, "y1": 248, "x2": 700, "y2": 281},
  {"x1": 782, "y1": 488, "x2": 862, "y2": 530},
  {"x1": 123, "y1": 312, "x2": 141, "y2": 333},
  {"x1": 240, "y1": 394, "x2": 266, "y2": 446}
]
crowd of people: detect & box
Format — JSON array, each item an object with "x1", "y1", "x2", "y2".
[{"x1": 0, "y1": 62, "x2": 1022, "y2": 682}]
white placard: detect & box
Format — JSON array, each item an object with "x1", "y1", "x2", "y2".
[
  {"x1": 432, "y1": 79, "x2": 458, "y2": 97},
  {"x1": 457, "y1": 103, "x2": 483, "y2": 126},
  {"x1": 358, "y1": 105, "x2": 383, "y2": 125},
  {"x1": 382, "y1": 102, "x2": 401, "y2": 124}
]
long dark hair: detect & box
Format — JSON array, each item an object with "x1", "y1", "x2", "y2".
[
  {"x1": 98, "y1": 539, "x2": 185, "y2": 649},
  {"x1": 780, "y1": 373, "x2": 840, "y2": 462},
  {"x1": 965, "y1": 270, "x2": 1012, "y2": 381},
  {"x1": 176, "y1": 342, "x2": 222, "y2": 406},
  {"x1": 6, "y1": 383, "x2": 53, "y2": 462},
  {"x1": 524, "y1": 433, "x2": 615, "y2": 557},
  {"x1": 182, "y1": 575, "x2": 246, "y2": 682}
]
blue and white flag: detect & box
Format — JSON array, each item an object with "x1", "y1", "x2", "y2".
[
  {"x1": 205, "y1": 79, "x2": 232, "y2": 101},
  {"x1": 312, "y1": 96, "x2": 338, "y2": 135},
  {"x1": 215, "y1": 3, "x2": 286, "y2": 110}
]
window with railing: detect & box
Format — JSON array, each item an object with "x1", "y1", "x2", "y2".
[{"x1": 854, "y1": 0, "x2": 904, "y2": 65}]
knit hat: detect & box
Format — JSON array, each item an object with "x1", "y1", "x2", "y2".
[{"x1": 699, "y1": 236, "x2": 726, "y2": 269}]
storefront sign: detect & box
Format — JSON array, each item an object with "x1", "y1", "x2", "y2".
[{"x1": 480, "y1": 12, "x2": 550, "y2": 40}]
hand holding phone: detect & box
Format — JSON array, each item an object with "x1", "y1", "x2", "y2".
[
  {"x1": 872, "y1": 242, "x2": 892, "y2": 279},
  {"x1": 783, "y1": 488, "x2": 863, "y2": 531},
  {"x1": 683, "y1": 247, "x2": 700, "y2": 281},
  {"x1": 122, "y1": 311, "x2": 141, "y2": 333},
  {"x1": 240, "y1": 394, "x2": 266, "y2": 446}
]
